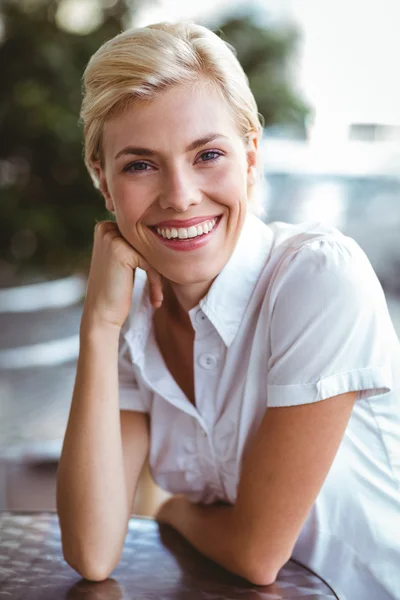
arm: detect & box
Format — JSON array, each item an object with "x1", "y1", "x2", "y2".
[
  {"x1": 156, "y1": 390, "x2": 357, "y2": 585},
  {"x1": 162, "y1": 240, "x2": 383, "y2": 583},
  {"x1": 156, "y1": 495, "x2": 244, "y2": 577},
  {"x1": 56, "y1": 323, "x2": 148, "y2": 582},
  {"x1": 57, "y1": 221, "x2": 161, "y2": 582}
]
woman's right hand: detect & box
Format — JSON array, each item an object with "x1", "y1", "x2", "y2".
[{"x1": 81, "y1": 221, "x2": 163, "y2": 331}]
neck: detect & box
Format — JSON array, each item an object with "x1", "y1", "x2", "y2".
[{"x1": 162, "y1": 277, "x2": 215, "y2": 318}]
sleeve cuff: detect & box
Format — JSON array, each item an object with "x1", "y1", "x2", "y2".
[
  {"x1": 119, "y1": 388, "x2": 148, "y2": 412},
  {"x1": 267, "y1": 364, "x2": 393, "y2": 407}
]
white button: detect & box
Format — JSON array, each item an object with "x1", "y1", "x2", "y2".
[
  {"x1": 195, "y1": 309, "x2": 207, "y2": 325},
  {"x1": 198, "y1": 353, "x2": 218, "y2": 369}
]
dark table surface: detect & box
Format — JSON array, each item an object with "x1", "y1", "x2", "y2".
[{"x1": 0, "y1": 511, "x2": 339, "y2": 599}]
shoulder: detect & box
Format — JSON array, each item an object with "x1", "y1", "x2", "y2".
[
  {"x1": 262, "y1": 223, "x2": 390, "y2": 333},
  {"x1": 267, "y1": 219, "x2": 356, "y2": 257},
  {"x1": 267, "y1": 221, "x2": 377, "y2": 289}
]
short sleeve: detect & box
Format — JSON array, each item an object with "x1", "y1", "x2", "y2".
[
  {"x1": 118, "y1": 326, "x2": 149, "y2": 412},
  {"x1": 267, "y1": 237, "x2": 394, "y2": 407}
]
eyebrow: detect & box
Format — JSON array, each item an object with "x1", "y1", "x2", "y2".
[{"x1": 114, "y1": 133, "x2": 228, "y2": 161}]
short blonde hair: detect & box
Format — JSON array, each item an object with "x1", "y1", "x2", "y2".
[{"x1": 80, "y1": 21, "x2": 265, "y2": 215}]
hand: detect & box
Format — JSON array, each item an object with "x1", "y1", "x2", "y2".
[{"x1": 81, "y1": 221, "x2": 164, "y2": 330}]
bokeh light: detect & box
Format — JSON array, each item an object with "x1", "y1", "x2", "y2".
[{"x1": 55, "y1": 0, "x2": 104, "y2": 35}]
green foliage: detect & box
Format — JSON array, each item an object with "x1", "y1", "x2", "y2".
[
  {"x1": 0, "y1": 0, "x2": 129, "y2": 277},
  {"x1": 217, "y1": 15, "x2": 309, "y2": 129},
  {"x1": 0, "y1": 1, "x2": 308, "y2": 276}
]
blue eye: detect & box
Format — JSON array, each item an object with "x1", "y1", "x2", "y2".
[
  {"x1": 199, "y1": 150, "x2": 222, "y2": 162},
  {"x1": 123, "y1": 161, "x2": 151, "y2": 173},
  {"x1": 122, "y1": 151, "x2": 222, "y2": 174}
]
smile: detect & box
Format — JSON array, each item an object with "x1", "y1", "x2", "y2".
[
  {"x1": 148, "y1": 216, "x2": 222, "y2": 252},
  {"x1": 153, "y1": 217, "x2": 218, "y2": 240}
]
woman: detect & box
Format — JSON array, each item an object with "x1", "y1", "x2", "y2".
[{"x1": 56, "y1": 22, "x2": 400, "y2": 599}]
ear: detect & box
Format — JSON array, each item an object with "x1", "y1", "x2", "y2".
[
  {"x1": 91, "y1": 160, "x2": 115, "y2": 213},
  {"x1": 246, "y1": 131, "x2": 259, "y2": 188}
]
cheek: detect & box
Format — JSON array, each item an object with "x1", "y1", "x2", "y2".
[
  {"x1": 206, "y1": 164, "x2": 247, "y2": 200},
  {"x1": 110, "y1": 178, "x2": 150, "y2": 221}
]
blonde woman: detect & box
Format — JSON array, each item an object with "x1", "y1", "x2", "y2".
[{"x1": 56, "y1": 22, "x2": 400, "y2": 599}]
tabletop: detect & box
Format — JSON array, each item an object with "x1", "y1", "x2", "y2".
[{"x1": 0, "y1": 511, "x2": 339, "y2": 599}]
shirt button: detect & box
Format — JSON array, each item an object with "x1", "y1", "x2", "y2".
[
  {"x1": 195, "y1": 309, "x2": 207, "y2": 325},
  {"x1": 198, "y1": 353, "x2": 218, "y2": 369}
]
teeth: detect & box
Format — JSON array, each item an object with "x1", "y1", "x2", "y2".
[{"x1": 156, "y1": 218, "x2": 217, "y2": 240}]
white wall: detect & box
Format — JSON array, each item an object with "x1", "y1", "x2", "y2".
[{"x1": 284, "y1": 0, "x2": 400, "y2": 128}]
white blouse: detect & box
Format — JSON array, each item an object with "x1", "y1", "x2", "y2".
[{"x1": 118, "y1": 212, "x2": 400, "y2": 599}]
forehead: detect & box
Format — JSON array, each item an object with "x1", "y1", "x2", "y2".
[{"x1": 103, "y1": 83, "x2": 240, "y2": 158}]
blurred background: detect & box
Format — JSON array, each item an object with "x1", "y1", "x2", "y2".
[{"x1": 0, "y1": 0, "x2": 399, "y2": 516}]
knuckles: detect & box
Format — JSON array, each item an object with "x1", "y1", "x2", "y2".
[{"x1": 94, "y1": 221, "x2": 118, "y2": 235}]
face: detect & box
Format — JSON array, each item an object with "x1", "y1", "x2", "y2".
[{"x1": 93, "y1": 82, "x2": 258, "y2": 286}]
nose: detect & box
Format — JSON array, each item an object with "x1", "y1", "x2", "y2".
[{"x1": 157, "y1": 166, "x2": 202, "y2": 212}]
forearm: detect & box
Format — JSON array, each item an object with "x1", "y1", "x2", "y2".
[
  {"x1": 167, "y1": 498, "x2": 249, "y2": 581},
  {"x1": 56, "y1": 323, "x2": 128, "y2": 577}
]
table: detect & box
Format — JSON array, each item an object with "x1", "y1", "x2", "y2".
[{"x1": 0, "y1": 512, "x2": 339, "y2": 599}]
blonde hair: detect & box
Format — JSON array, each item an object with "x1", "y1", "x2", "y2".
[{"x1": 80, "y1": 21, "x2": 265, "y2": 215}]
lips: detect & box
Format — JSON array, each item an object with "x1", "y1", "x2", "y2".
[
  {"x1": 148, "y1": 215, "x2": 222, "y2": 251},
  {"x1": 150, "y1": 215, "x2": 222, "y2": 228},
  {"x1": 155, "y1": 216, "x2": 218, "y2": 240}
]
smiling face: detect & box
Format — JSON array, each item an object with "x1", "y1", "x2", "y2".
[{"x1": 93, "y1": 82, "x2": 258, "y2": 287}]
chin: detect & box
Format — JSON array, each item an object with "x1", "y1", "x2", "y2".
[{"x1": 161, "y1": 263, "x2": 221, "y2": 287}]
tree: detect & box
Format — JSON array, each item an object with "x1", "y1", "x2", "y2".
[
  {"x1": 0, "y1": 0, "x2": 133, "y2": 278},
  {"x1": 216, "y1": 15, "x2": 308, "y2": 132}
]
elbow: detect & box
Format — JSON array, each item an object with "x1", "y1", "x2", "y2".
[
  {"x1": 58, "y1": 524, "x2": 124, "y2": 582},
  {"x1": 76, "y1": 559, "x2": 114, "y2": 583},
  {"x1": 243, "y1": 563, "x2": 279, "y2": 587},
  {"x1": 237, "y1": 536, "x2": 291, "y2": 587},
  {"x1": 61, "y1": 544, "x2": 120, "y2": 582},
  {"x1": 63, "y1": 551, "x2": 116, "y2": 582},
  {"x1": 77, "y1": 565, "x2": 113, "y2": 583},
  {"x1": 240, "y1": 549, "x2": 287, "y2": 587}
]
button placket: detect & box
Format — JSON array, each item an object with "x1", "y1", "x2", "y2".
[
  {"x1": 192, "y1": 327, "x2": 225, "y2": 498},
  {"x1": 208, "y1": 438, "x2": 228, "y2": 499},
  {"x1": 195, "y1": 309, "x2": 207, "y2": 325},
  {"x1": 191, "y1": 308, "x2": 215, "y2": 341},
  {"x1": 194, "y1": 420, "x2": 227, "y2": 499},
  {"x1": 182, "y1": 425, "x2": 205, "y2": 487},
  {"x1": 196, "y1": 424, "x2": 223, "y2": 497},
  {"x1": 193, "y1": 326, "x2": 220, "y2": 419}
]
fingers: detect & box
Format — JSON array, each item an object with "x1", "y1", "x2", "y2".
[
  {"x1": 96, "y1": 220, "x2": 164, "y2": 309},
  {"x1": 94, "y1": 220, "x2": 119, "y2": 234},
  {"x1": 146, "y1": 268, "x2": 164, "y2": 309},
  {"x1": 134, "y1": 255, "x2": 164, "y2": 309}
]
